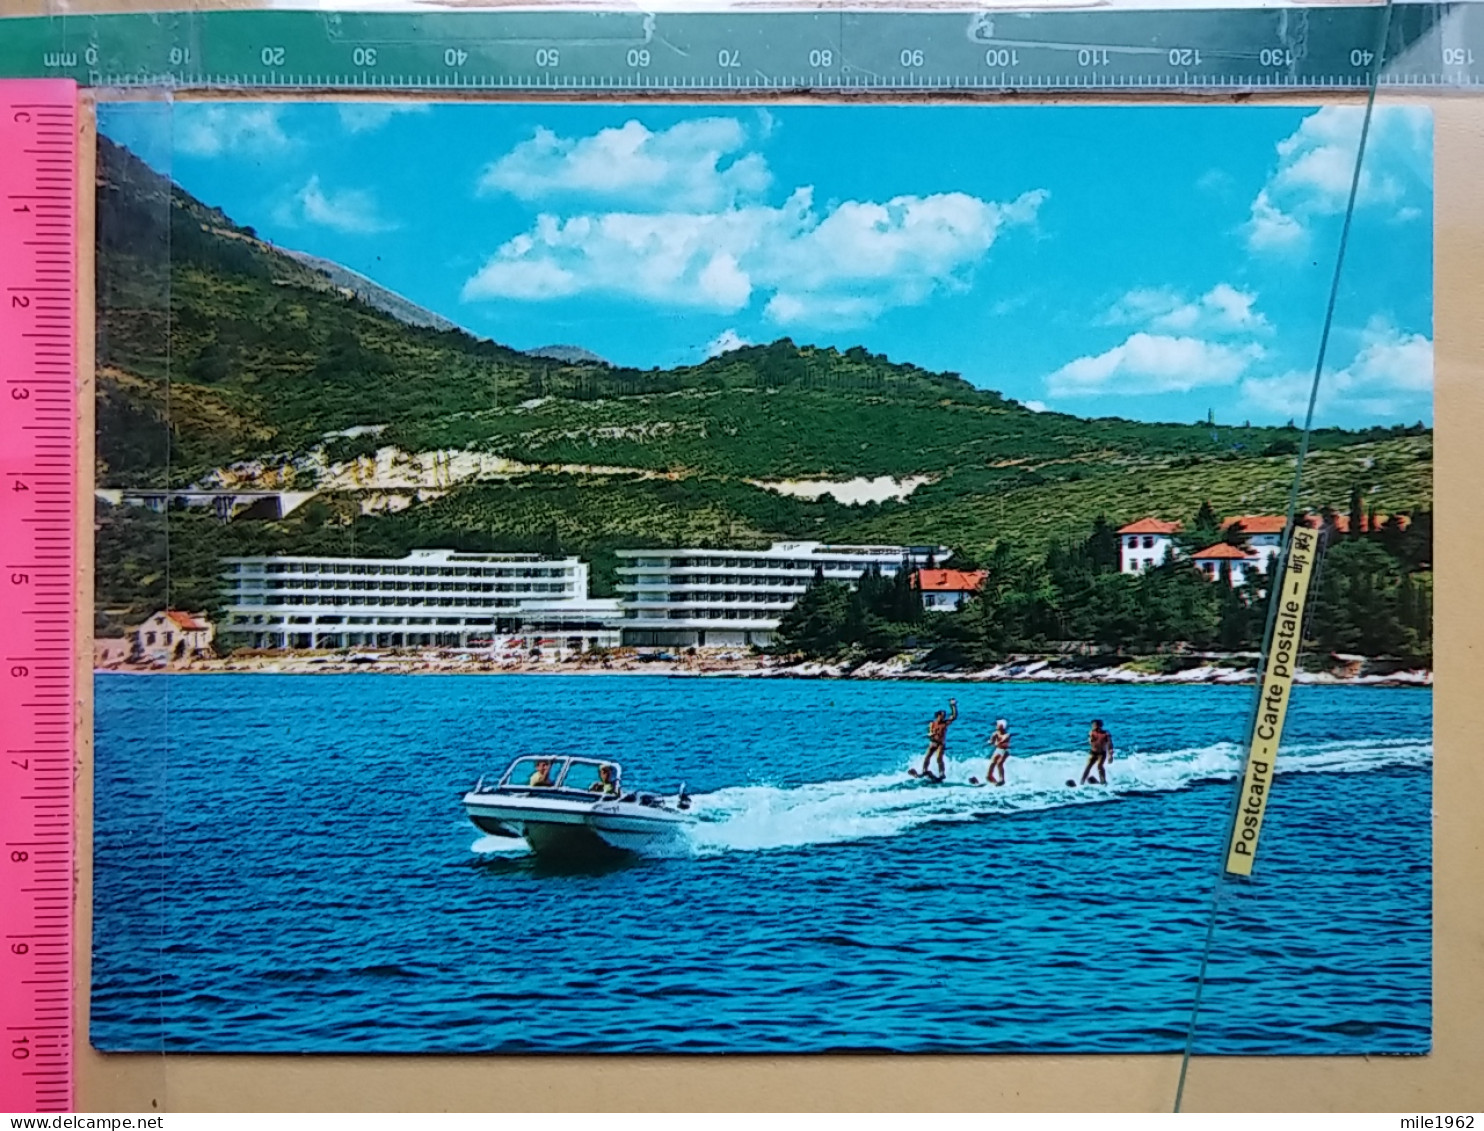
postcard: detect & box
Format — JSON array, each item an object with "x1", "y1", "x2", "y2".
[{"x1": 90, "y1": 101, "x2": 1432, "y2": 1054}]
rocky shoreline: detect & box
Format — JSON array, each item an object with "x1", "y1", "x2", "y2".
[{"x1": 97, "y1": 651, "x2": 1432, "y2": 687}]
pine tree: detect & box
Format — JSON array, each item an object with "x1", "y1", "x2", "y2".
[{"x1": 775, "y1": 575, "x2": 851, "y2": 657}]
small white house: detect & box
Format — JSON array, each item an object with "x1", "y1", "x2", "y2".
[
  {"x1": 134, "y1": 610, "x2": 215, "y2": 665},
  {"x1": 1117, "y1": 518, "x2": 1183, "y2": 573},
  {"x1": 1191, "y1": 543, "x2": 1261, "y2": 586},
  {"x1": 914, "y1": 569, "x2": 987, "y2": 612},
  {"x1": 1220, "y1": 515, "x2": 1288, "y2": 574}
]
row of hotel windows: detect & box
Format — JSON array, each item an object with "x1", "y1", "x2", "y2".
[
  {"x1": 231, "y1": 614, "x2": 497, "y2": 626},
  {"x1": 622, "y1": 574, "x2": 817, "y2": 589},
  {"x1": 634, "y1": 557, "x2": 901, "y2": 572},
  {"x1": 236, "y1": 563, "x2": 573, "y2": 578},
  {"x1": 232, "y1": 580, "x2": 573, "y2": 594},
  {"x1": 627, "y1": 592, "x2": 792, "y2": 605},
  {"x1": 1125, "y1": 559, "x2": 1159, "y2": 572},
  {"x1": 617, "y1": 609, "x2": 779, "y2": 621},
  {"x1": 235, "y1": 596, "x2": 523, "y2": 608}
]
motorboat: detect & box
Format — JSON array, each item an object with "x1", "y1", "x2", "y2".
[{"x1": 462, "y1": 755, "x2": 694, "y2": 857}]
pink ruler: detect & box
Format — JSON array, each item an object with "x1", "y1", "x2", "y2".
[{"x1": 0, "y1": 79, "x2": 78, "y2": 1115}]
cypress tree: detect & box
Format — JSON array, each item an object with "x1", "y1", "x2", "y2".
[
  {"x1": 1086, "y1": 516, "x2": 1120, "y2": 572},
  {"x1": 893, "y1": 558, "x2": 923, "y2": 624}
]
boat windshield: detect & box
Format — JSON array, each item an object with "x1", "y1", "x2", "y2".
[
  {"x1": 498, "y1": 756, "x2": 623, "y2": 795},
  {"x1": 503, "y1": 756, "x2": 567, "y2": 790},
  {"x1": 560, "y1": 759, "x2": 622, "y2": 797}
]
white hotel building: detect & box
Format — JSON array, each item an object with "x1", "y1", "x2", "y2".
[
  {"x1": 614, "y1": 541, "x2": 948, "y2": 649},
  {"x1": 220, "y1": 549, "x2": 620, "y2": 652}
]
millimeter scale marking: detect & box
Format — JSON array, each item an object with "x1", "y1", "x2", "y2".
[
  {"x1": 0, "y1": 79, "x2": 77, "y2": 1116},
  {"x1": 0, "y1": 5, "x2": 1478, "y2": 91}
]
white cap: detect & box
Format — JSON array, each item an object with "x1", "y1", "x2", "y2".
[{"x1": 996, "y1": 719, "x2": 1008, "y2": 729}]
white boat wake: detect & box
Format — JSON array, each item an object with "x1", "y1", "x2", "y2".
[{"x1": 677, "y1": 737, "x2": 1432, "y2": 856}]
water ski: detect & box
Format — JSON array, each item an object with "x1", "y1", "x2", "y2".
[{"x1": 908, "y1": 769, "x2": 945, "y2": 784}]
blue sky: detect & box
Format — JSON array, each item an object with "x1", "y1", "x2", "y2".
[{"x1": 100, "y1": 101, "x2": 1433, "y2": 428}]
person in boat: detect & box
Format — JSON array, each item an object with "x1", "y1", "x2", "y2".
[
  {"x1": 920, "y1": 698, "x2": 958, "y2": 779},
  {"x1": 528, "y1": 759, "x2": 556, "y2": 788},
  {"x1": 1080, "y1": 720, "x2": 1114, "y2": 786},
  {"x1": 588, "y1": 763, "x2": 619, "y2": 797},
  {"x1": 985, "y1": 718, "x2": 1011, "y2": 787}
]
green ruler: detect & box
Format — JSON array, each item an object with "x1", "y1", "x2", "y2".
[{"x1": 0, "y1": 6, "x2": 1477, "y2": 92}]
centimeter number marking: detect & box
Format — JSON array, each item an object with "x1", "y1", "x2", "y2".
[
  {"x1": 0, "y1": 78, "x2": 77, "y2": 1116},
  {"x1": 0, "y1": 5, "x2": 1478, "y2": 91}
]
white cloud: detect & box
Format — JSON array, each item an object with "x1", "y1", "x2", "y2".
[
  {"x1": 176, "y1": 105, "x2": 290, "y2": 158},
  {"x1": 1102, "y1": 287, "x2": 1182, "y2": 326},
  {"x1": 764, "y1": 292, "x2": 886, "y2": 326},
  {"x1": 1023, "y1": 400, "x2": 1048, "y2": 413},
  {"x1": 1244, "y1": 107, "x2": 1431, "y2": 254},
  {"x1": 1244, "y1": 189, "x2": 1307, "y2": 253},
  {"x1": 1240, "y1": 318, "x2": 1432, "y2": 420},
  {"x1": 462, "y1": 186, "x2": 1047, "y2": 327},
  {"x1": 337, "y1": 103, "x2": 431, "y2": 134},
  {"x1": 478, "y1": 118, "x2": 772, "y2": 211},
  {"x1": 1104, "y1": 283, "x2": 1269, "y2": 336},
  {"x1": 1191, "y1": 283, "x2": 1269, "y2": 333},
  {"x1": 705, "y1": 329, "x2": 752, "y2": 358},
  {"x1": 1047, "y1": 333, "x2": 1264, "y2": 397},
  {"x1": 282, "y1": 175, "x2": 397, "y2": 235}
]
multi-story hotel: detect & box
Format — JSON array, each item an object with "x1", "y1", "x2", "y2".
[
  {"x1": 220, "y1": 549, "x2": 620, "y2": 652},
  {"x1": 614, "y1": 541, "x2": 948, "y2": 649}
]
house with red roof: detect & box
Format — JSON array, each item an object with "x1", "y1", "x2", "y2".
[
  {"x1": 1191, "y1": 542, "x2": 1262, "y2": 586},
  {"x1": 1121, "y1": 508, "x2": 1414, "y2": 587},
  {"x1": 912, "y1": 569, "x2": 988, "y2": 612},
  {"x1": 1116, "y1": 517, "x2": 1183, "y2": 574},
  {"x1": 1220, "y1": 514, "x2": 1289, "y2": 574},
  {"x1": 133, "y1": 610, "x2": 216, "y2": 666}
]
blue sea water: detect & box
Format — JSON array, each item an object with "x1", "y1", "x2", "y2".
[{"x1": 90, "y1": 674, "x2": 1431, "y2": 1055}]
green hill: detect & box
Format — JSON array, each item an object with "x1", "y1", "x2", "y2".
[{"x1": 92, "y1": 134, "x2": 1433, "y2": 637}]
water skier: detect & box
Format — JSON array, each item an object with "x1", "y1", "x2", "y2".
[
  {"x1": 1080, "y1": 720, "x2": 1114, "y2": 786},
  {"x1": 920, "y1": 698, "x2": 958, "y2": 780},
  {"x1": 985, "y1": 718, "x2": 1011, "y2": 786}
]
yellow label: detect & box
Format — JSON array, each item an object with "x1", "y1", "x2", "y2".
[{"x1": 1225, "y1": 525, "x2": 1320, "y2": 876}]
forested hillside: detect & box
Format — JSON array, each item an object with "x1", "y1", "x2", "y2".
[{"x1": 93, "y1": 134, "x2": 1434, "y2": 660}]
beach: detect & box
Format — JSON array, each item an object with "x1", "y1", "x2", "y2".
[{"x1": 97, "y1": 648, "x2": 1433, "y2": 687}]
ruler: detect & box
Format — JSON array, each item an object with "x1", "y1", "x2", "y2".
[
  {"x1": 0, "y1": 79, "x2": 77, "y2": 1116},
  {"x1": 0, "y1": 5, "x2": 1479, "y2": 92}
]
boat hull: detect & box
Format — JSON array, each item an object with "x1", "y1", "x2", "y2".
[{"x1": 462, "y1": 792, "x2": 692, "y2": 858}]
